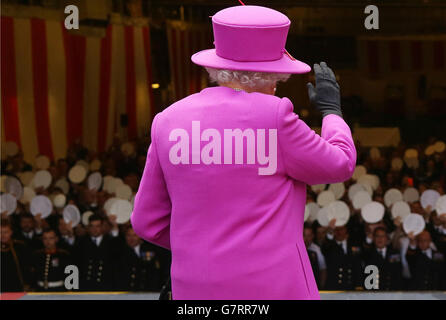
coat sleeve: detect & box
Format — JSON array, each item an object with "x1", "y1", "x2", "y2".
[
  {"x1": 131, "y1": 113, "x2": 172, "y2": 250},
  {"x1": 277, "y1": 96, "x2": 357, "y2": 185}
]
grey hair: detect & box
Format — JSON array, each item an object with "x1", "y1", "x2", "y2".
[{"x1": 205, "y1": 67, "x2": 291, "y2": 90}]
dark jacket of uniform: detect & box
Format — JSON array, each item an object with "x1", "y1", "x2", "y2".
[
  {"x1": 13, "y1": 231, "x2": 43, "y2": 252},
  {"x1": 363, "y1": 245, "x2": 403, "y2": 290},
  {"x1": 115, "y1": 242, "x2": 162, "y2": 291},
  {"x1": 428, "y1": 224, "x2": 446, "y2": 256},
  {"x1": 406, "y1": 247, "x2": 446, "y2": 290},
  {"x1": 1, "y1": 240, "x2": 30, "y2": 292},
  {"x1": 345, "y1": 214, "x2": 366, "y2": 247},
  {"x1": 307, "y1": 248, "x2": 320, "y2": 288},
  {"x1": 155, "y1": 246, "x2": 172, "y2": 287},
  {"x1": 74, "y1": 234, "x2": 120, "y2": 291},
  {"x1": 322, "y1": 238, "x2": 363, "y2": 290},
  {"x1": 30, "y1": 248, "x2": 72, "y2": 291},
  {"x1": 57, "y1": 235, "x2": 77, "y2": 255}
]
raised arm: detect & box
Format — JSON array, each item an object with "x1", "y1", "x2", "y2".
[{"x1": 277, "y1": 62, "x2": 356, "y2": 185}]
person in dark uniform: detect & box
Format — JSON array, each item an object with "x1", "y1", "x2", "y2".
[
  {"x1": 363, "y1": 221, "x2": 387, "y2": 253},
  {"x1": 74, "y1": 214, "x2": 120, "y2": 291},
  {"x1": 304, "y1": 224, "x2": 327, "y2": 288},
  {"x1": 1, "y1": 219, "x2": 31, "y2": 292},
  {"x1": 345, "y1": 210, "x2": 366, "y2": 246},
  {"x1": 14, "y1": 213, "x2": 43, "y2": 252},
  {"x1": 30, "y1": 229, "x2": 72, "y2": 292},
  {"x1": 406, "y1": 230, "x2": 446, "y2": 290},
  {"x1": 115, "y1": 226, "x2": 162, "y2": 291},
  {"x1": 322, "y1": 220, "x2": 363, "y2": 290},
  {"x1": 156, "y1": 246, "x2": 171, "y2": 290},
  {"x1": 307, "y1": 249, "x2": 320, "y2": 288},
  {"x1": 430, "y1": 212, "x2": 446, "y2": 255},
  {"x1": 56, "y1": 216, "x2": 77, "y2": 253},
  {"x1": 363, "y1": 226, "x2": 403, "y2": 290}
]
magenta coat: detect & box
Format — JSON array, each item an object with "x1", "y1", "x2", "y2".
[{"x1": 131, "y1": 86, "x2": 357, "y2": 299}]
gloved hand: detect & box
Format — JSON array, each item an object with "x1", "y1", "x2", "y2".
[{"x1": 306, "y1": 62, "x2": 343, "y2": 118}]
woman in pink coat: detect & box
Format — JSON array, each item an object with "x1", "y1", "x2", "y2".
[{"x1": 131, "y1": 5, "x2": 356, "y2": 300}]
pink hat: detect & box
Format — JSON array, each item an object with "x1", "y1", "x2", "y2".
[{"x1": 191, "y1": 5, "x2": 311, "y2": 74}]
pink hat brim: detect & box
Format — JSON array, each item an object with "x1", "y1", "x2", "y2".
[{"x1": 191, "y1": 49, "x2": 311, "y2": 74}]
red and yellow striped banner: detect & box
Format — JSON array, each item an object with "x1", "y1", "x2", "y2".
[
  {"x1": 166, "y1": 20, "x2": 212, "y2": 101},
  {"x1": 1, "y1": 16, "x2": 156, "y2": 164},
  {"x1": 358, "y1": 35, "x2": 446, "y2": 77}
]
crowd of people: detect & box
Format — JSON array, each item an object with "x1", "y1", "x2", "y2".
[
  {"x1": 304, "y1": 137, "x2": 446, "y2": 291},
  {"x1": 1, "y1": 133, "x2": 445, "y2": 293},
  {"x1": 1, "y1": 136, "x2": 171, "y2": 293}
]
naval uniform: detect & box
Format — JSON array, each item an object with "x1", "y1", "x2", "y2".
[
  {"x1": 57, "y1": 235, "x2": 77, "y2": 254},
  {"x1": 322, "y1": 237, "x2": 363, "y2": 290},
  {"x1": 307, "y1": 249, "x2": 320, "y2": 288},
  {"x1": 406, "y1": 246, "x2": 446, "y2": 290},
  {"x1": 308, "y1": 242, "x2": 327, "y2": 289},
  {"x1": 147, "y1": 244, "x2": 171, "y2": 288},
  {"x1": 74, "y1": 234, "x2": 119, "y2": 291},
  {"x1": 430, "y1": 225, "x2": 446, "y2": 255},
  {"x1": 30, "y1": 248, "x2": 72, "y2": 291},
  {"x1": 14, "y1": 230, "x2": 43, "y2": 252},
  {"x1": 116, "y1": 242, "x2": 162, "y2": 291},
  {"x1": 363, "y1": 245, "x2": 403, "y2": 290},
  {"x1": 345, "y1": 214, "x2": 366, "y2": 247},
  {"x1": 1, "y1": 240, "x2": 30, "y2": 292}
]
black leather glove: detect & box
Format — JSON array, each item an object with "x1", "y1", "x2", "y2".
[{"x1": 306, "y1": 62, "x2": 343, "y2": 118}]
